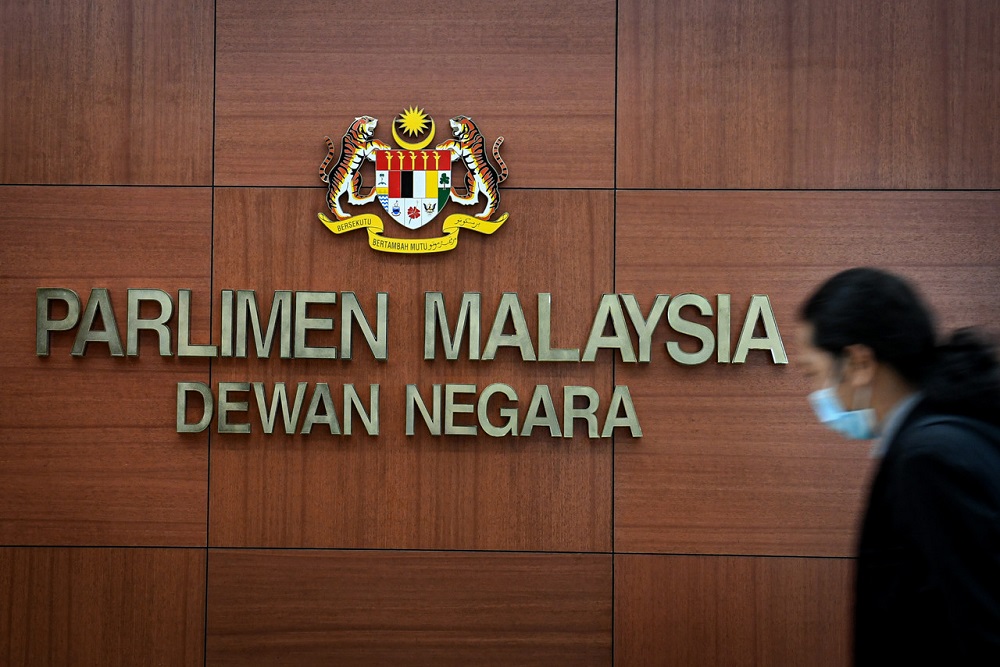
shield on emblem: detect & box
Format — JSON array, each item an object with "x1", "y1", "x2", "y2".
[{"x1": 374, "y1": 149, "x2": 451, "y2": 229}]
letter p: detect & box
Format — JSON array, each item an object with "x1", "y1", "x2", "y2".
[{"x1": 36, "y1": 288, "x2": 81, "y2": 356}]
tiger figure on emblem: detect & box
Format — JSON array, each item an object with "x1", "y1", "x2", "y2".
[
  {"x1": 319, "y1": 115, "x2": 390, "y2": 220},
  {"x1": 436, "y1": 115, "x2": 508, "y2": 220}
]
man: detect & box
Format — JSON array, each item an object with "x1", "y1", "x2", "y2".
[{"x1": 799, "y1": 267, "x2": 1000, "y2": 665}]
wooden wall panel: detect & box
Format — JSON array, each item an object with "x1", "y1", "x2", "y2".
[
  {"x1": 209, "y1": 188, "x2": 613, "y2": 551},
  {"x1": 0, "y1": 187, "x2": 212, "y2": 546},
  {"x1": 207, "y1": 549, "x2": 611, "y2": 666},
  {"x1": 214, "y1": 0, "x2": 616, "y2": 187},
  {"x1": 0, "y1": 547, "x2": 205, "y2": 666},
  {"x1": 2, "y1": 0, "x2": 996, "y2": 663},
  {"x1": 618, "y1": 0, "x2": 1000, "y2": 189},
  {"x1": 0, "y1": 0, "x2": 214, "y2": 185},
  {"x1": 614, "y1": 191, "x2": 1000, "y2": 556},
  {"x1": 615, "y1": 554, "x2": 852, "y2": 667}
]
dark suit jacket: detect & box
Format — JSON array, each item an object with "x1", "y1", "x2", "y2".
[{"x1": 854, "y1": 401, "x2": 1000, "y2": 665}]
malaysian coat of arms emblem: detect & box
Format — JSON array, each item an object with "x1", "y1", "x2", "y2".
[{"x1": 318, "y1": 107, "x2": 509, "y2": 253}]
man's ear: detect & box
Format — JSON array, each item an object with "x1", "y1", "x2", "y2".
[{"x1": 842, "y1": 344, "x2": 877, "y2": 387}]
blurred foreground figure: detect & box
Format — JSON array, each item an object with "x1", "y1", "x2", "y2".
[{"x1": 799, "y1": 267, "x2": 1000, "y2": 666}]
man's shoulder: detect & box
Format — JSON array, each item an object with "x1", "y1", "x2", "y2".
[{"x1": 892, "y1": 411, "x2": 1000, "y2": 471}]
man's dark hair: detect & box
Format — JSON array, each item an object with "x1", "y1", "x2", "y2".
[{"x1": 801, "y1": 267, "x2": 1000, "y2": 424}]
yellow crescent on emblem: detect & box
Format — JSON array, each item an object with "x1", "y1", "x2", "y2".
[{"x1": 392, "y1": 118, "x2": 436, "y2": 150}]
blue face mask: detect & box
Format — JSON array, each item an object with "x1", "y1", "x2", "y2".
[{"x1": 808, "y1": 387, "x2": 876, "y2": 440}]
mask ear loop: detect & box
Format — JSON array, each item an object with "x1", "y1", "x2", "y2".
[
  {"x1": 827, "y1": 354, "x2": 847, "y2": 392},
  {"x1": 834, "y1": 348, "x2": 874, "y2": 413},
  {"x1": 847, "y1": 360, "x2": 876, "y2": 435},
  {"x1": 852, "y1": 383, "x2": 873, "y2": 412}
]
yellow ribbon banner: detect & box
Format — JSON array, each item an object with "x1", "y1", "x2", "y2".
[{"x1": 318, "y1": 211, "x2": 508, "y2": 254}]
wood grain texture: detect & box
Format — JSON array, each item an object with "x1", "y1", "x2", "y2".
[
  {"x1": 207, "y1": 549, "x2": 611, "y2": 666},
  {"x1": 214, "y1": 0, "x2": 616, "y2": 187},
  {"x1": 0, "y1": 0, "x2": 213, "y2": 185},
  {"x1": 209, "y1": 187, "x2": 614, "y2": 551},
  {"x1": 615, "y1": 554, "x2": 852, "y2": 667},
  {"x1": 614, "y1": 191, "x2": 1000, "y2": 556},
  {"x1": 0, "y1": 187, "x2": 212, "y2": 545},
  {"x1": 0, "y1": 547, "x2": 205, "y2": 666},
  {"x1": 618, "y1": 0, "x2": 1000, "y2": 188}
]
